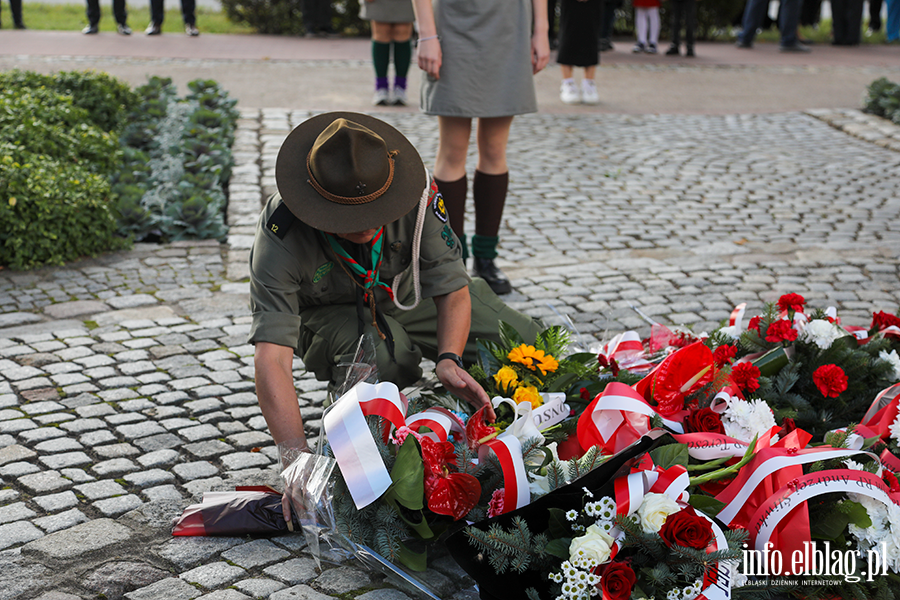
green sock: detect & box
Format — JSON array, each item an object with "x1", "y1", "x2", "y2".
[
  {"x1": 372, "y1": 41, "x2": 390, "y2": 79},
  {"x1": 471, "y1": 234, "x2": 499, "y2": 259},
  {"x1": 392, "y1": 39, "x2": 412, "y2": 79}
]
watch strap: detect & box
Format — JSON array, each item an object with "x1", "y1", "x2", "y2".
[{"x1": 437, "y1": 352, "x2": 464, "y2": 369}]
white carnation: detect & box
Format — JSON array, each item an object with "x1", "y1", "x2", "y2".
[
  {"x1": 890, "y1": 416, "x2": 900, "y2": 444},
  {"x1": 722, "y1": 397, "x2": 776, "y2": 442},
  {"x1": 880, "y1": 350, "x2": 900, "y2": 382},
  {"x1": 799, "y1": 319, "x2": 842, "y2": 349}
]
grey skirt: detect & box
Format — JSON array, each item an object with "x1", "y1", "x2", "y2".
[
  {"x1": 359, "y1": 0, "x2": 415, "y2": 23},
  {"x1": 420, "y1": 0, "x2": 538, "y2": 118}
]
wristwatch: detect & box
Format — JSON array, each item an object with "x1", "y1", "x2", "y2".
[{"x1": 437, "y1": 352, "x2": 464, "y2": 369}]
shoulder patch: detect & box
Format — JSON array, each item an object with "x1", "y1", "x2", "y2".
[
  {"x1": 265, "y1": 201, "x2": 297, "y2": 240},
  {"x1": 312, "y1": 262, "x2": 333, "y2": 284},
  {"x1": 431, "y1": 190, "x2": 448, "y2": 223},
  {"x1": 441, "y1": 224, "x2": 456, "y2": 249}
]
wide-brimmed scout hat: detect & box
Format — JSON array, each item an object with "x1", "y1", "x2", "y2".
[{"x1": 275, "y1": 112, "x2": 427, "y2": 234}]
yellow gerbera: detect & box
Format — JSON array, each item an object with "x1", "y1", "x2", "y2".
[
  {"x1": 513, "y1": 385, "x2": 543, "y2": 410},
  {"x1": 507, "y1": 344, "x2": 559, "y2": 376},
  {"x1": 493, "y1": 365, "x2": 519, "y2": 393}
]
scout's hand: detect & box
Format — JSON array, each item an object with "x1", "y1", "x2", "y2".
[
  {"x1": 436, "y1": 360, "x2": 495, "y2": 422},
  {"x1": 532, "y1": 30, "x2": 550, "y2": 74},
  {"x1": 417, "y1": 37, "x2": 442, "y2": 79}
]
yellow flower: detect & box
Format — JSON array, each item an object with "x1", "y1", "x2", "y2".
[
  {"x1": 8, "y1": 197, "x2": 16, "y2": 207},
  {"x1": 493, "y1": 366, "x2": 518, "y2": 393},
  {"x1": 513, "y1": 385, "x2": 542, "y2": 409},
  {"x1": 507, "y1": 344, "x2": 559, "y2": 376}
]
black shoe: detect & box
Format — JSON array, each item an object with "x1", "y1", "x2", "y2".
[
  {"x1": 736, "y1": 40, "x2": 752, "y2": 49},
  {"x1": 665, "y1": 44, "x2": 679, "y2": 55},
  {"x1": 14, "y1": 22, "x2": 26, "y2": 29},
  {"x1": 145, "y1": 22, "x2": 162, "y2": 35},
  {"x1": 685, "y1": 46, "x2": 695, "y2": 57},
  {"x1": 471, "y1": 257, "x2": 512, "y2": 295},
  {"x1": 82, "y1": 24, "x2": 99, "y2": 34}
]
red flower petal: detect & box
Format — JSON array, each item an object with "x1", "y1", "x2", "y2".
[
  {"x1": 635, "y1": 342, "x2": 714, "y2": 417},
  {"x1": 465, "y1": 406, "x2": 496, "y2": 450},
  {"x1": 425, "y1": 471, "x2": 481, "y2": 521}
]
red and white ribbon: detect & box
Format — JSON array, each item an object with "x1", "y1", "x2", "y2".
[
  {"x1": 479, "y1": 433, "x2": 530, "y2": 513},
  {"x1": 601, "y1": 331, "x2": 652, "y2": 371},
  {"x1": 405, "y1": 406, "x2": 465, "y2": 443},
  {"x1": 862, "y1": 382, "x2": 900, "y2": 438},
  {"x1": 728, "y1": 303, "x2": 747, "y2": 329},
  {"x1": 324, "y1": 382, "x2": 403, "y2": 509}
]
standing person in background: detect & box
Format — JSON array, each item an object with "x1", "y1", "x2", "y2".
[
  {"x1": 736, "y1": 0, "x2": 809, "y2": 51},
  {"x1": 558, "y1": 0, "x2": 601, "y2": 105},
  {"x1": 83, "y1": 0, "x2": 130, "y2": 34},
  {"x1": 1, "y1": 0, "x2": 25, "y2": 29},
  {"x1": 632, "y1": 0, "x2": 660, "y2": 53},
  {"x1": 867, "y1": 0, "x2": 883, "y2": 33},
  {"x1": 360, "y1": 0, "x2": 415, "y2": 106},
  {"x1": 548, "y1": 0, "x2": 559, "y2": 48},
  {"x1": 145, "y1": 0, "x2": 198, "y2": 35},
  {"x1": 886, "y1": 0, "x2": 899, "y2": 42},
  {"x1": 302, "y1": 0, "x2": 334, "y2": 36},
  {"x1": 412, "y1": 0, "x2": 550, "y2": 296},
  {"x1": 599, "y1": 0, "x2": 621, "y2": 51},
  {"x1": 666, "y1": 0, "x2": 696, "y2": 56}
]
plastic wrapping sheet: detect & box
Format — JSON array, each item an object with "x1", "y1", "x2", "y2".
[{"x1": 172, "y1": 486, "x2": 292, "y2": 536}]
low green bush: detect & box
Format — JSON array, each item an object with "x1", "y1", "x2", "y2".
[
  {"x1": 220, "y1": 0, "x2": 367, "y2": 35},
  {"x1": 864, "y1": 77, "x2": 900, "y2": 125},
  {"x1": 0, "y1": 69, "x2": 139, "y2": 133},
  {"x1": 0, "y1": 144, "x2": 127, "y2": 270}
]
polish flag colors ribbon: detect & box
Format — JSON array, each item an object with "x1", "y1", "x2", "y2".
[
  {"x1": 861, "y1": 382, "x2": 900, "y2": 440},
  {"x1": 405, "y1": 406, "x2": 465, "y2": 443},
  {"x1": 479, "y1": 433, "x2": 531, "y2": 513},
  {"x1": 578, "y1": 382, "x2": 685, "y2": 455},
  {"x1": 600, "y1": 331, "x2": 653, "y2": 371}
]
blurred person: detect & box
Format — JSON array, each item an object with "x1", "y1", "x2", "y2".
[
  {"x1": 558, "y1": 0, "x2": 601, "y2": 105},
  {"x1": 412, "y1": 0, "x2": 550, "y2": 295},
  {"x1": 145, "y1": 0, "x2": 198, "y2": 35},
  {"x1": 82, "y1": 0, "x2": 130, "y2": 34},
  {"x1": 868, "y1": 0, "x2": 883, "y2": 32},
  {"x1": 360, "y1": 0, "x2": 414, "y2": 106},
  {"x1": 632, "y1": 0, "x2": 660, "y2": 53},
  {"x1": 886, "y1": 0, "x2": 899, "y2": 41},
  {"x1": 1, "y1": 0, "x2": 25, "y2": 29},
  {"x1": 736, "y1": 0, "x2": 809, "y2": 51},
  {"x1": 599, "y1": 0, "x2": 622, "y2": 51},
  {"x1": 302, "y1": 0, "x2": 334, "y2": 36},
  {"x1": 831, "y1": 0, "x2": 864, "y2": 45},
  {"x1": 666, "y1": 0, "x2": 696, "y2": 56}
]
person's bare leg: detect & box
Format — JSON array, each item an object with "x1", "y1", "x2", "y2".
[{"x1": 434, "y1": 116, "x2": 473, "y2": 258}]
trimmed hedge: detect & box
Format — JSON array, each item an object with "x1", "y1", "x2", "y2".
[
  {"x1": 221, "y1": 0, "x2": 368, "y2": 36},
  {"x1": 864, "y1": 77, "x2": 900, "y2": 125}
]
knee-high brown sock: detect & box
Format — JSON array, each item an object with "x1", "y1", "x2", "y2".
[
  {"x1": 473, "y1": 170, "x2": 508, "y2": 238},
  {"x1": 434, "y1": 174, "x2": 468, "y2": 259}
]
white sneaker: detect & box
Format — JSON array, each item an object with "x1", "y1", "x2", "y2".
[
  {"x1": 372, "y1": 88, "x2": 390, "y2": 106},
  {"x1": 392, "y1": 87, "x2": 408, "y2": 106},
  {"x1": 560, "y1": 79, "x2": 580, "y2": 104},
  {"x1": 581, "y1": 80, "x2": 599, "y2": 105}
]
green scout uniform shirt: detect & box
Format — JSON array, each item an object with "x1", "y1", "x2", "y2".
[{"x1": 248, "y1": 191, "x2": 470, "y2": 351}]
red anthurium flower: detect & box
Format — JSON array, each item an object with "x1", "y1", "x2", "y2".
[
  {"x1": 778, "y1": 293, "x2": 806, "y2": 314},
  {"x1": 765, "y1": 319, "x2": 798, "y2": 343},
  {"x1": 420, "y1": 436, "x2": 481, "y2": 521},
  {"x1": 465, "y1": 406, "x2": 498, "y2": 450},
  {"x1": 635, "y1": 342, "x2": 714, "y2": 417},
  {"x1": 713, "y1": 344, "x2": 737, "y2": 367},
  {"x1": 812, "y1": 364, "x2": 848, "y2": 398},
  {"x1": 730, "y1": 362, "x2": 761, "y2": 393}
]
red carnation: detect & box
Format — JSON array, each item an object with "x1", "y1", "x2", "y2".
[
  {"x1": 595, "y1": 561, "x2": 636, "y2": 600},
  {"x1": 779, "y1": 417, "x2": 797, "y2": 436},
  {"x1": 883, "y1": 471, "x2": 900, "y2": 494},
  {"x1": 812, "y1": 364, "x2": 848, "y2": 398},
  {"x1": 686, "y1": 407, "x2": 726, "y2": 434},
  {"x1": 658, "y1": 505, "x2": 714, "y2": 549},
  {"x1": 765, "y1": 319, "x2": 798, "y2": 343},
  {"x1": 713, "y1": 344, "x2": 737, "y2": 367},
  {"x1": 872, "y1": 311, "x2": 900, "y2": 331},
  {"x1": 747, "y1": 315, "x2": 762, "y2": 332},
  {"x1": 730, "y1": 362, "x2": 761, "y2": 393},
  {"x1": 778, "y1": 293, "x2": 806, "y2": 314}
]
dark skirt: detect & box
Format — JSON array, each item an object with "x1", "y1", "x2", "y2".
[{"x1": 556, "y1": 0, "x2": 601, "y2": 67}]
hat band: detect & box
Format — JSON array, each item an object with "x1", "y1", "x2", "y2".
[{"x1": 306, "y1": 149, "x2": 399, "y2": 206}]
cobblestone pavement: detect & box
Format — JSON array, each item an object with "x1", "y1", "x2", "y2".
[{"x1": 1, "y1": 107, "x2": 899, "y2": 600}]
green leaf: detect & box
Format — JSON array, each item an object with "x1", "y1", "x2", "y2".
[
  {"x1": 547, "y1": 372, "x2": 579, "y2": 393},
  {"x1": 841, "y1": 500, "x2": 873, "y2": 529},
  {"x1": 547, "y1": 507, "x2": 571, "y2": 538},
  {"x1": 650, "y1": 443, "x2": 689, "y2": 470},
  {"x1": 752, "y1": 346, "x2": 790, "y2": 378},
  {"x1": 498, "y1": 320, "x2": 526, "y2": 349},
  {"x1": 688, "y1": 494, "x2": 727, "y2": 518},
  {"x1": 396, "y1": 540, "x2": 428, "y2": 572},
  {"x1": 544, "y1": 537, "x2": 572, "y2": 560},
  {"x1": 386, "y1": 436, "x2": 424, "y2": 510}
]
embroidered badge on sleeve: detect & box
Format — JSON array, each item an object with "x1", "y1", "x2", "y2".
[{"x1": 431, "y1": 180, "x2": 448, "y2": 223}]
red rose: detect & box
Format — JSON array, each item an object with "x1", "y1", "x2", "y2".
[
  {"x1": 765, "y1": 319, "x2": 798, "y2": 343},
  {"x1": 778, "y1": 293, "x2": 806, "y2": 314},
  {"x1": 747, "y1": 315, "x2": 762, "y2": 332},
  {"x1": 686, "y1": 407, "x2": 726, "y2": 434},
  {"x1": 658, "y1": 505, "x2": 713, "y2": 549},
  {"x1": 730, "y1": 362, "x2": 761, "y2": 393},
  {"x1": 596, "y1": 561, "x2": 636, "y2": 600},
  {"x1": 713, "y1": 344, "x2": 737, "y2": 367},
  {"x1": 872, "y1": 311, "x2": 900, "y2": 331},
  {"x1": 812, "y1": 364, "x2": 848, "y2": 398}
]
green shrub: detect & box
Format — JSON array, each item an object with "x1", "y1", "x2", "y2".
[
  {"x1": 0, "y1": 88, "x2": 122, "y2": 176},
  {"x1": 221, "y1": 0, "x2": 367, "y2": 35},
  {"x1": 863, "y1": 77, "x2": 900, "y2": 125},
  {"x1": 0, "y1": 69, "x2": 139, "y2": 133},
  {"x1": 0, "y1": 145, "x2": 128, "y2": 270}
]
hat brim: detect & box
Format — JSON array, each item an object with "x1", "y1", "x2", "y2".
[{"x1": 275, "y1": 112, "x2": 427, "y2": 234}]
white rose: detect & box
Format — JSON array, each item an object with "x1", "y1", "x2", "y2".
[
  {"x1": 636, "y1": 492, "x2": 680, "y2": 533},
  {"x1": 568, "y1": 523, "x2": 614, "y2": 566}
]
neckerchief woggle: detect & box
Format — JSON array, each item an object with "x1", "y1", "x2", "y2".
[{"x1": 321, "y1": 228, "x2": 395, "y2": 302}]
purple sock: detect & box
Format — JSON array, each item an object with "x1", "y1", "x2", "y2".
[
  {"x1": 376, "y1": 77, "x2": 389, "y2": 90},
  {"x1": 393, "y1": 76, "x2": 407, "y2": 90}
]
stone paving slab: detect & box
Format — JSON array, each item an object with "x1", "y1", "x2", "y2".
[{"x1": 0, "y1": 107, "x2": 899, "y2": 599}]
